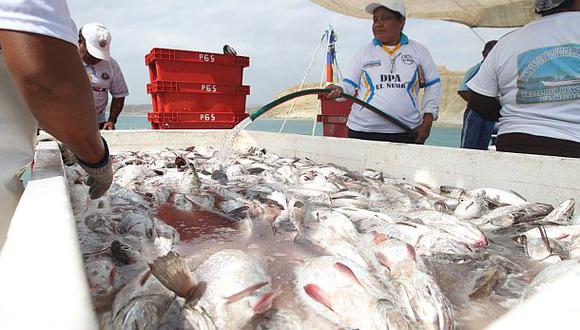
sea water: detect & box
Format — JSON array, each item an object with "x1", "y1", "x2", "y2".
[{"x1": 116, "y1": 115, "x2": 462, "y2": 148}]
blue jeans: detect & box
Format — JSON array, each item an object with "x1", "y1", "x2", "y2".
[{"x1": 460, "y1": 108, "x2": 496, "y2": 150}]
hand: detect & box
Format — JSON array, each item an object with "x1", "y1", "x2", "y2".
[
  {"x1": 415, "y1": 113, "x2": 434, "y2": 144},
  {"x1": 325, "y1": 84, "x2": 343, "y2": 100},
  {"x1": 102, "y1": 121, "x2": 116, "y2": 130},
  {"x1": 76, "y1": 138, "x2": 113, "y2": 199}
]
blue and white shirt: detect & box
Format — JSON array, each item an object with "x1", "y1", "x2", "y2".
[
  {"x1": 339, "y1": 34, "x2": 441, "y2": 133},
  {"x1": 458, "y1": 63, "x2": 482, "y2": 92}
]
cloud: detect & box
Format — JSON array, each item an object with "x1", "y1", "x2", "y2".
[{"x1": 68, "y1": 0, "x2": 512, "y2": 106}]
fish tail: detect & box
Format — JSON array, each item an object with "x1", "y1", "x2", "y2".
[{"x1": 148, "y1": 251, "x2": 199, "y2": 302}]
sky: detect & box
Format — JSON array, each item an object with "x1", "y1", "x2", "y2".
[{"x1": 68, "y1": 0, "x2": 513, "y2": 106}]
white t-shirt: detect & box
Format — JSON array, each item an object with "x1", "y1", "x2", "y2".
[
  {"x1": 339, "y1": 34, "x2": 441, "y2": 133},
  {"x1": 467, "y1": 12, "x2": 580, "y2": 143},
  {"x1": 0, "y1": 0, "x2": 77, "y2": 45},
  {"x1": 84, "y1": 58, "x2": 129, "y2": 123}
]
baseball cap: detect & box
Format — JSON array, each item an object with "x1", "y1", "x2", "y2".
[
  {"x1": 365, "y1": 0, "x2": 407, "y2": 18},
  {"x1": 534, "y1": 0, "x2": 568, "y2": 12},
  {"x1": 81, "y1": 23, "x2": 111, "y2": 61}
]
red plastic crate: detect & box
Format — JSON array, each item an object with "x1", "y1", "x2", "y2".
[
  {"x1": 147, "y1": 81, "x2": 250, "y2": 114},
  {"x1": 148, "y1": 112, "x2": 248, "y2": 130},
  {"x1": 316, "y1": 96, "x2": 352, "y2": 138},
  {"x1": 146, "y1": 48, "x2": 249, "y2": 85},
  {"x1": 316, "y1": 114, "x2": 349, "y2": 138},
  {"x1": 319, "y1": 96, "x2": 354, "y2": 115}
]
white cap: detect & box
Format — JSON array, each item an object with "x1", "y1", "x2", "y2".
[
  {"x1": 365, "y1": 0, "x2": 406, "y2": 18},
  {"x1": 81, "y1": 23, "x2": 111, "y2": 61}
]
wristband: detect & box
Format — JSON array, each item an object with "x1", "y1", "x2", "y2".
[{"x1": 76, "y1": 137, "x2": 110, "y2": 169}]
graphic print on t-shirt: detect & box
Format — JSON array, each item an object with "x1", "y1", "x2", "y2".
[{"x1": 516, "y1": 43, "x2": 580, "y2": 104}]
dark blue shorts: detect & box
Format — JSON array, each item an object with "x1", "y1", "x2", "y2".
[{"x1": 460, "y1": 108, "x2": 496, "y2": 150}]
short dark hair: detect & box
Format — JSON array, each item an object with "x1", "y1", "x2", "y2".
[
  {"x1": 538, "y1": 0, "x2": 575, "y2": 16},
  {"x1": 484, "y1": 40, "x2": 497, "y2": 52}
]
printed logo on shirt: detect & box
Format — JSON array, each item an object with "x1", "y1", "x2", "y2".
[
  {"x1": 363, "y1": 60, "x2": 382, "y2": 69},
  {"x1": 401, "y1": 55, "x2": 414, "y2": 65},
  {"x1": 516, "y1": 44, "x2": 580, "y2": 104},
  {"x1": 102, "y1": 72, "x2": 110, "y2": 80},
  {"x1": 375, "y1": 74, "x2": 406, "y2": 90}
]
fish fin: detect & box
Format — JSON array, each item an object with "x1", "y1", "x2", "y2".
[
  {"x1": 225, "y1": 281, "x2": 269, "y2": 304},
  {"x1": 334, "y1": 262, "x2": 364, "y2": 288},
  {"x1": 148, "y1": 251, "x2": 198, "y2": 301},
  {"x1": 510, "y1": 190, "x2": 528, "y2": 202},
  {"x1": 108, "y1": 267, "x2": 117, "y2": 287},
  {"x1": 253, "y1": 287, "x2": 282, "y2": 314},
  {"x1": 139, "y1": 269, "x2": 152, "y2": 286},
  {"x1": 304, "y1": 284, "x2": 334, "y2": 312},
  {"x1": 538, "y1": 226, "x2": 553, "y2": 253},
  {"x1": 406, "y1": 244, "x2": 417, "y2": 261},
  {"x1": 375, "y1": 252, "x2": 392, "y2": 272}
]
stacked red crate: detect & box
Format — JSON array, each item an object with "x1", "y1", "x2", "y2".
[
  {"x1": 145, "y1": 48, "x2": 250, "y2": 129},
  {"x1": 317, "y1": 95, "x2": 353, "y2": 138}
]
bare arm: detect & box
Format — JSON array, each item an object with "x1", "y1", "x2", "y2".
[
  {"x1": 468, "y1": 91, "x2": 501, "y2": 122},
  {"x1": 415, "y1": 113, "x2": 434, "y2": 144},
  {"x1": 458, "y1": 91, "x2": 470, "y2": 103},
  {"x1": 103, "y1": 97, "x2": 125, "y2": 130},
  {"x1": 0, "y1": 30, "x2": 104, "y2": 163}
]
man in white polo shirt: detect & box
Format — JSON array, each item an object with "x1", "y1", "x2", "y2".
[
  {"x1": 326, "y1": 0, "x2": 441, "y2": 144},
  {"x1": 467, "y1": 0, "x2": 580, "y2": 158},
  {"x1": 0, "y1": 0, "x2": 113, "y2": 254},
  {"x1": 79, "y1": 23, "x2": 129, "y2": 130}
]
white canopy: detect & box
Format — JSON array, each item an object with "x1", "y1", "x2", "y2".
[{"x1": 310, "y1": 0, "x2": 537, "y2": 27}]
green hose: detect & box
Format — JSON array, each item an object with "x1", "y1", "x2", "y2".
[{"x1": 249, "y1": 88, "x2": 414, "y2": 133}]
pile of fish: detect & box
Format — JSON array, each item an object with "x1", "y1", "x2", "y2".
[{"x1": 65, "y1": 145, "x2": 579, "y2": 330}]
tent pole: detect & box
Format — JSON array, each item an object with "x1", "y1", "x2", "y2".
[{"x1": 469, "y1": 27, "x2": 486, "y2": 44}]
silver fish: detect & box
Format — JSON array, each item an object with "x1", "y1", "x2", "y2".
[
  {"x1": 454, "y1": 190, "x2": 488, "y2": 219},
  {"x1": 296, "y1": 256, "x2": 409, "y2": 329},
  {"x1": 151, "y1": 250, "x2": 279, "y2": 329}
]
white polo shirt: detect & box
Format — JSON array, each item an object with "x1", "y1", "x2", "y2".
[
  {"x1": 84, "y1": 57, "x2": 129, "y2": 123},
  {"x1": 0, "y1": 0, "x2": 77, "y2": 45},
  {"x1": 467, "y1": 12, "x2": 580, "y2": 143},
  {"x1": 339, "y1": 34, "x2": 442, "y2": 133}
]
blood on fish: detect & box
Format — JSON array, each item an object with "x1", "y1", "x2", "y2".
[
  {"x1": 304, "y1": 284, "x2": 334, "y2": 312},
  {"x1": 372, "y1": 231, "x2": 388, "y2": 244},
  {"x1": 156, "y1": 202, "x2": 239, "y2": 241}
]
